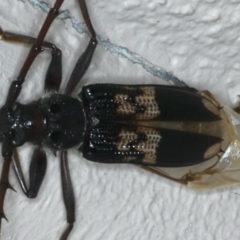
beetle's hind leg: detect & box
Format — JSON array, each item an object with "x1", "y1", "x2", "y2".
[
  {"x1": 59, "y1": 151, "x2": 75, "y2": 240},
  {"x1": 0, "y1": 28, "x2": 62, "y2": 92}
]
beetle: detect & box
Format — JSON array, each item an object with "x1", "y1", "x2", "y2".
[{"x1": 0, "y1": 0, "x2": 240, "y2": 240}]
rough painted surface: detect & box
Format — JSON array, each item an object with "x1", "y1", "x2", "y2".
[{"x1": 0, "y1": 0, "x2": 240, "y2": 239}]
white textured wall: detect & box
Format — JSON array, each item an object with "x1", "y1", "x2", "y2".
[{"x1": 1, "y1": 0, "x2": 240, "y2": 239}]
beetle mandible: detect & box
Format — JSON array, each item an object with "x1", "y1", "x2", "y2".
[{"x1": 0, "y1": 0, "x2": 240, "y2": 240}]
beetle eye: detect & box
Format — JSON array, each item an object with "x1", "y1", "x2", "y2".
[
  {"x1": 49, "y1": 103, "x2": 61, "y2": 113},
  {"x1": 49, "y1": 131, "x2": 60, "y2": 143}
]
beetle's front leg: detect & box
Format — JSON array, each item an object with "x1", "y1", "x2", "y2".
[
  {"x1": 3, "y1": 0, "x2": 64, "y2": 108},
  {"x1": 0, "y1": 28, "x2": 62, "y2": 92}
]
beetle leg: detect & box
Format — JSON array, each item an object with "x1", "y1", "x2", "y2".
[
  {"x1": 64, "y1": 0, "x2": 98, "y2": 95},
  {"x1": 59, "y1": 150, "x2": 75, "y2": 240},
  {"x1": 4, "y1": 0, "x2": 64, "y2": 108},
  {"x1": 139, "y1": 165, "x2": 188, "y2": 185},
  {"x1": 12, "y1": 147, "x2": 47, "y2": 198},
  {"x1": 0, "y1": 28, "x2": 62, "y2": 92},
  {"x1": 44, "y1": 44, "x2": 62, "y2": 92}
]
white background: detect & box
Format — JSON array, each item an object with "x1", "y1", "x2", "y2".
[{"x1": 1, "y1": 0, "x2": 240, "y2": 239}]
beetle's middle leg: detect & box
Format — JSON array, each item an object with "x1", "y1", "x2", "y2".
[{"x1": 64, "y1": 0, "x2": 98, "y2": 95}]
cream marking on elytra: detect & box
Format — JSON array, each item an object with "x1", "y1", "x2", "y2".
[
  {"x1": 115, "y1": 87, "x2": 160, "y2": 119},
  {"x1": 117, "y1": 127, "x2": 161, "y2": 164}
]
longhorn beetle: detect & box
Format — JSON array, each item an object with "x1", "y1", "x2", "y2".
[{"x1": 1, "y1": 0, "x2": 240, "y2": 239}]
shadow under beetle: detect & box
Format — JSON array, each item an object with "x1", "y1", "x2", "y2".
[{"x1": 1, "y1": 0, "x2": 240, "y2": 239}]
